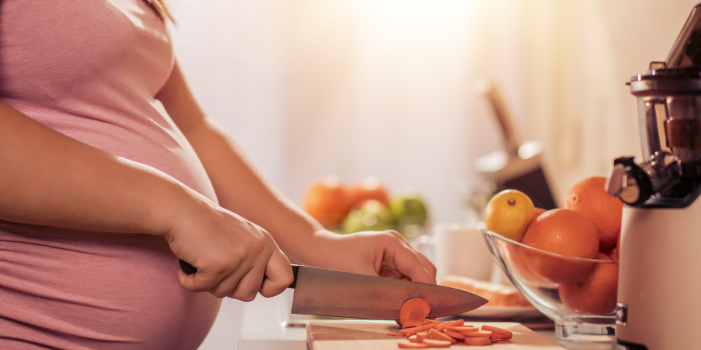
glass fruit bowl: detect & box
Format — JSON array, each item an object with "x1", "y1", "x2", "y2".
[{"x1": 481, "y1": 228, "x2": 618, "y2": 342}]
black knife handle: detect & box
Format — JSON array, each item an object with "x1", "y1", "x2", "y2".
[{"x1": 179, "y1": 259, "x2": 299, "y2": 289}]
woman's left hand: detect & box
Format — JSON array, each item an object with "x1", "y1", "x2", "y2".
[{"x1": 301, "y1": 230, "x2": 436, "y2": 284}]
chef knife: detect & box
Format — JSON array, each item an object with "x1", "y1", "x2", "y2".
[{"x1": 179, "y1": 261, "x2": 488, "y2": 319}]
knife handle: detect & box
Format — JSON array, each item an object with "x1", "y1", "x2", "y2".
[{"x1": 179, "y1": 259, "x2": 299, "y2": 289}]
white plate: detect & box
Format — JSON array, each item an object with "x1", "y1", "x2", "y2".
[{"x1": 461, "y1": 305, "x2": 542, "y2": 318}]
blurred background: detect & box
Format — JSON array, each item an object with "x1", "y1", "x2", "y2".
[
  {"x1": 164, "y1": 0, "x2": 699, "y2": 347},
  {"x1": 168, "y1": 0, "x2": 698, "y2": 224}
]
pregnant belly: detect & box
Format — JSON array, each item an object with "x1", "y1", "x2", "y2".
[{"x1": 0, "y1": 225, "x2": 221, "y2": 350}]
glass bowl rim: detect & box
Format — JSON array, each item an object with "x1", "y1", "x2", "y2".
[{"x1": 481, "y1": 228, "x2": 619, "y2": 263}]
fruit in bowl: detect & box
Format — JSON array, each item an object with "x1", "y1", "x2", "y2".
[{"x1": 483, "y1": 178, "x2": 623, "y2": 341}]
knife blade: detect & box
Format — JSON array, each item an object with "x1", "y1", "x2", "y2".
[
  {"x1": 290, "y1": 265, "x2": 486, "y2": 319},
  {"x1": 179, "y1": 261, "x2": 488, "y2": 319}
]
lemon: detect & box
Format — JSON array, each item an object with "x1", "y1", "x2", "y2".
[{"x1": 484, "y1": 189, "x2": 535, "y2": 242}]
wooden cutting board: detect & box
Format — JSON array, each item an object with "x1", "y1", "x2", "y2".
[{"x1": 307, "y1": 320, "x2": 565, "y2": 350}]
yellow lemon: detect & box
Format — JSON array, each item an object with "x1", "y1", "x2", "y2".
[{"x1": 485, "y1": 189, "x2": 535, "y2": 242}]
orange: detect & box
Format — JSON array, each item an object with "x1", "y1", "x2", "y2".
[
  {"x1": 484, "y1": 190, "x2": 535, "y2": 242},
  {"x1": 347, "y1": 176, "x2": 390, "y2": 208},
  {"x1": 533, "y1": 207, "x2": 547, "y2": 220},
  {"x1": 302, "y1": 176, "x2": 351, "y2": 227},
  {"x1": 564, "y1": 176, "x2": 623, "y2": 247},
  {"x1": 558, "y1": 252, "x2": 619, "y2": 314},
  {"x1": 521, "y1": 209, "x2": 599, "y2": 283}
]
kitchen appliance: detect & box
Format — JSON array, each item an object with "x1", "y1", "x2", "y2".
[
  {"x1": 473, "y1": 80, "x2": 557, "y2": 209},
  {"x1": 606, "y1": 3, "x2": 701, "y2": 349},
  {"x1": 180, "y1": 262, "x2": 487, "y2": 319}
]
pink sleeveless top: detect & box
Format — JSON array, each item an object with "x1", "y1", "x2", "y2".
[{"x1": 0, "y1": 1, "x2": 222, "y2": 349}]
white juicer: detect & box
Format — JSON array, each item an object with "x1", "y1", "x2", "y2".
[{"x1": 606, "y1": 3, "x2": 701, "y2": 349}]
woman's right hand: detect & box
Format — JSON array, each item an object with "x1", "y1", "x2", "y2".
[{"x1": 164, "y1": 195, "x2": 293, "y2": 301}]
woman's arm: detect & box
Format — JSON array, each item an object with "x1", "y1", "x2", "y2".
[
  {"x1": 159, "y1": 62, "x2": 436, "y2": 283},
  {"x1": 0, "y1": 102, "x2": 292, "y2": 300}
]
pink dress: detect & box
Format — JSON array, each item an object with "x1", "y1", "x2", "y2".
[{"x1": 0, "y1": 0, "x2": 222, "y2": 348}]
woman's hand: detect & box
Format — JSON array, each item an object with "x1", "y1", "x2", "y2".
[
  {"x1": 302, "y1": 230, "x2": 436, "y2": 284},
  {"x1": 164, "y1": 195, "x2": 294, "y2": 301}
]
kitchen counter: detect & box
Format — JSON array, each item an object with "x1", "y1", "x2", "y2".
[{"x1": 239, "y1": 293, "x2": 623, "y2": 350}]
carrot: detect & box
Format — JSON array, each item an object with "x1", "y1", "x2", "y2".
[
  {"x1": 416, "y1": 332, "x2": 430, "y2": 342},
  {"x1": 387, "y1": 332, "x2": 404, "y2": 337},
  {"x1": 490, "y1": 333, "x2": 499, "y2": 343},
  {"x1": 422, "y1": 339, "x2": 452, "y2": 348},
  {"x1": 463, "y1": 336, "x2": 491, "y2": 346},
  {"x1": 443, "y1": 329, "x2": 465, "y2": 340},
  {"x1": 399, "y1": 328, "x2": 415, "y2": 335},
  {"x1": 464, "y1": 331, "x2": 492, "y2": 337},
  {"x1": 453, "y1": 326, "x2": 479, "y2": 335},
  {"x1": 434, "y1": 319, "x2": 464, "y2": 332},
  {"x1": 408, "y1": 335, "x2": 420, "y2": 343},
  {"x1": 399, "y1": 298, "x2": 432, "y2": 328},
  {"x1": 429, "y1": 329, "x2": 456, "y2": 344},
  {"x1": 480, "y1": 325, "x2": 513, "y2": 340},
  {"x1": 398, "y1": 342, "x2": 428, "y2": 349},
  {"x1": 406, "y1": 324, "x2": 436, "y2": 338}
]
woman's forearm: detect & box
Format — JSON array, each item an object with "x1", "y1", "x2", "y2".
[
  {"x1": 179, "y1": 116, "x2": 325, "y2": 264},
  {"x1": 0, "y1": 102, "x2": 197, "y2": 235}
]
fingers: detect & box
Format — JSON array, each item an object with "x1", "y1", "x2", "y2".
[
  {"x1": 383, "y1": 231, "x2": 436, "y2": 284},
  {"x1": 258, "y1": 246, "x2": 294, "y2": 298},
  {"x1": 415, "y1": 251, "x2": 437, "y2": 284}
]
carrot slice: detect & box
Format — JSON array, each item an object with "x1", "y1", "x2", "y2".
[
  {"x1": 408, "y1": 335, "x2": 420, "y2": 343},
  {"x1": 434, "y1": 319, "x2": 464, "y2": 332},
  {"x1": 490, "y1": 333, "x2": 499, "y2": 343},
  {"x1": 406, "y1": 324, "x2": 436, "y2": 338},
  {"x1": 464, "y1": 331, "x2": 492, "y2": 337},
  {"x1": 416, "y1": 332, "x2": 430, "y2": 342},
  {"x1": 422, "y1": 339, "x2": 452, "y2": 348},
  {"x1": 481, "y1": 325, "x2": 513, "y2": 340},
  {"x1": 429, "y1": 329, "x2": 456, "y2": 344},
  {"x1": 387, "y1": 332, "x2": 404, "y2": 337},
  {"x1": 398, "y1": 342, "x2": 428, "y2": 349},
  {"x1": 464, "y1": 336, "x2": 491, "y2": 345},
  {"x1": 453, "y1": 326, "x2": 479, "y2": 335},
  {"x1": 399, "y1": 298, "x2": 432, "y2": 328},
  {"x1": 399, "y1": 328, "x2": 414, "y2": 335},
  {"x1": 443, "y1": 329, "x2": 465, "y2": 340}
]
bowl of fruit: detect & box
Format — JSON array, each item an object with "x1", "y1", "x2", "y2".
[{"x1": 482, "y1": 177, "x2": 621, "y2": 342}]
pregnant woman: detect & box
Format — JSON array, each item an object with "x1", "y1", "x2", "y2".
[{"x1": 0, "y1": 1, "x2": 435, "y2": 349}]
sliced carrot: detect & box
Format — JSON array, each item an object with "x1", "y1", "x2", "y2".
[
  {"x1": 422, "y1": 339, "x2": 452, "y2": 348},
  {"x1": 416, "y1": 332, "x2": 430, "y2": 342},
  {"x1": 453, "y1": 326, "x2": 479, "y2": 335},
  {"x1": 481, "y1": 325, "x2": 513, "y2": 340},
  {"x1": 406, "y1": 324, "x2": 436, "y2": 338},
  {"x1": 399, "y1": 328, "x2": 414, "y2": 335},
  {"x1": 464, "y1": 331, "x2": 492, "y2": 337},
  {"x1": 398, "y1": 342, "x2": 428, "y2": 349},
  {"x1": 429, "y1": 329, "x2": 456, "y2": 344},
  {"x1": 463, "y1": 336, "x2": 491, "y2": 346},
  {"x1": 387, "y1": 332, "x2": 404, "y2": 337},
  {"x1": 443, "y1": 329, "x2": 465, "y2": 340},
  {"x1": 408, "y1": 335, "x2": 419, "y2": 343},
  {"x1": 490, "y1": 333, "x2": 499, "y2": 343},
  {"x1": 434, "y1": 319, "x2": 464, "y2": 332},
  {"x1": 399, "y1": 298, "x2": 432, "y2": 328}
]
